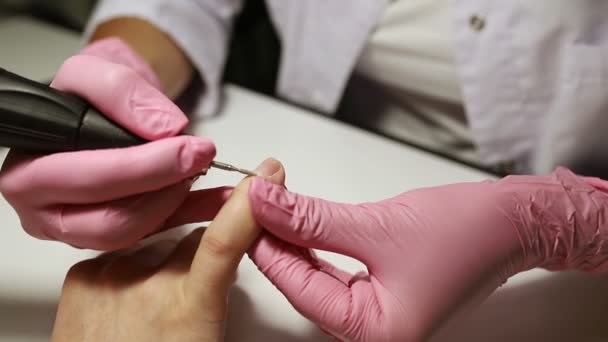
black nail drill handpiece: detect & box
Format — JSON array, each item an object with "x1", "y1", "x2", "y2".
[
  {"x1": 0, "y1": 68, "x2": 258, "y2": 176},
  {"x1": 0, "y1": 68, "x2": 143, "y2": 153}
]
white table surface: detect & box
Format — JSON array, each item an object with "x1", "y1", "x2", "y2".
[
  {"x1": 1, "y1": 16, "x2": 607, "y2": 342},
  {"x1": 0, "y1": 16, "x2": 81, "y2": 81}
]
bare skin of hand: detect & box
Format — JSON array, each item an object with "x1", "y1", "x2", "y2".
[{"x1": 51, "y1": 159, "x2": 285, "y2": 342}]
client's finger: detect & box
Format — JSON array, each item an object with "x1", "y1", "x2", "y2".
[
  {"x1": 163, "y1": 186, "x2": 234, "y2": 229},
  {"x1": 185, "y1": 158, "x2": 285, "y2": 303}
]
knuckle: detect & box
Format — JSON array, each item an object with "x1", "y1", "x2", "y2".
[
  {"x1": 200, "y1": 234, "x2": 238, "y2": 259},
  {"x1": 0, "y1": 179, "x2": 23, "y2": 200},
  {"x1": 295, "y1": 198, "x2": 325, "y2": 241},
  {"x1": 62, "y1": 206, "x2": 142, "y2": 251},
  {"x1": 234, "y1": 177, "x2": 254, "y2": 196},
  {"x1": 19, "y1": 211, "x2": 60, "y2": 240},
  {"x1": 20, "y1": 221, "x2": 45, "y2": 239},
  {"x1": 106, "y1": 64, "x2": 139, "y2": 90},
  {"x1": 0, "y1": 163, "x2": 29, "y2": 200},
  {"x1": 106, "y1": 207, "x2": 134, "y2": 233}
]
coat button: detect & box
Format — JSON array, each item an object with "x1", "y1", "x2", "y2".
[{"x1": 469, "y1": 15, "x2": 486, "y2": 32}]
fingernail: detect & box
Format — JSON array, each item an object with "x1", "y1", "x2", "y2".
[
  {"x1": 134, "y1": 85, "x2": 188, "y2": 139},
  {"x1": 254, "y1": 158, "x2": 282, "y2": 177}
]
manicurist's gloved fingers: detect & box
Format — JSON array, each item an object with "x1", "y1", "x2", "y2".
[
  {"x1": 248, "y1": 232, "x2": 362, "y2": 337},
  {"x1": 51, "y1": 55, "x2": 187, "y2": 140},
  {"x1": 0, "y1": 136, "x2": 215, "y2": 207},
  {"x1": 0, "y1": 37, "x2": 219, "y2": 251},
  {"x1": 53, "y1": 181, "x2": 193, "y2": 250}
]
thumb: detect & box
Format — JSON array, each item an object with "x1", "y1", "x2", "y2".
[
  {"x1": 185, "y1": 158, "x2": 285, "y2": 302},
  {"x1": 248, "y1": 179, "x2": 376, "y2": 261}
]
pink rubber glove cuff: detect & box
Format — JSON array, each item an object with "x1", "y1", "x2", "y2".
[{"x1": 497, "y1": 168, "x2": 608, "y2": 272}]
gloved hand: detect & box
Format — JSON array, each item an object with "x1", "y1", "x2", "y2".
[
  {"x1": 248, "y1": 167, "x2": 608, "y2": 341},
  {"x1": 0, "y1": 38, "x2": 217, "y2": 250}
]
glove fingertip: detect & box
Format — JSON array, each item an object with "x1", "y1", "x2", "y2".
[{"x1": 175, "y1": 136, "x2": 216, "y2": 176}]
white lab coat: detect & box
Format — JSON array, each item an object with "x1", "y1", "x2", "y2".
[{"x1": 86, "y1": 0, "x2": 608, "y2": 174}]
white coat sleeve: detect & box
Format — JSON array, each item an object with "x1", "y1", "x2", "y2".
[{"x1": 83, "y1": 0, "x2": 245, "y2": 117}]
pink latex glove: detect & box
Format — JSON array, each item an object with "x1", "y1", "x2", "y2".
[
  {"x1": 248, "y1": 167, "x2": 608, "y2": 341},
  {"x1": 0, "y1": 38, "x2": 217, "y2": 250}
]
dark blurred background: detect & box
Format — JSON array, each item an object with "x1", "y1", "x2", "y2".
[
  {"x1": 0, "y1": 0, "x2": 97, "y2": 30},
  {"x1": 0, "y1": 0, "x2": 281, "y2": 96}
]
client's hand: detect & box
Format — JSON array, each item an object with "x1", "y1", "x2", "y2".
[{"x1": 51, "y1": 159, "x2": 285, "y2": 342}]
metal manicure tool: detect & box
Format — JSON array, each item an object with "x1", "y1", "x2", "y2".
[{"x1": 197, "y1": 161, "x2": 257, "y2": 177}]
